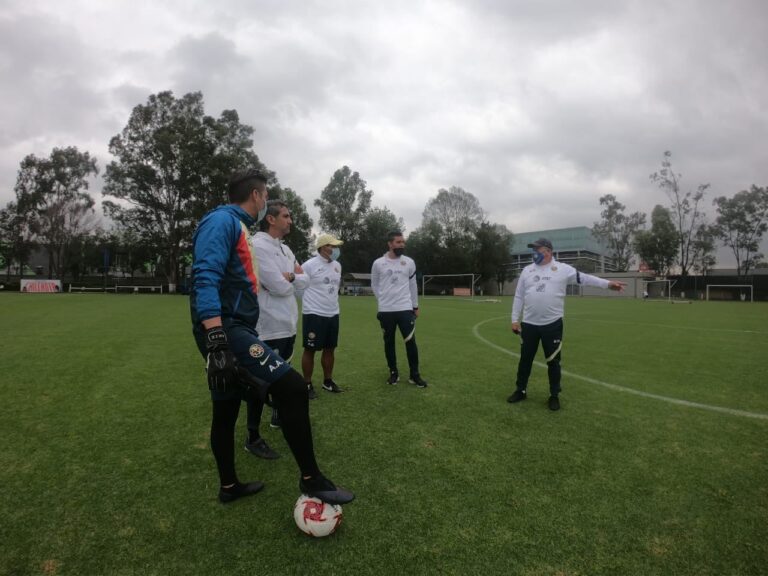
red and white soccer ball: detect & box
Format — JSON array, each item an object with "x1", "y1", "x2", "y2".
[{"x1": 293, "y1": 495, "x2": 343, "y2": 537}]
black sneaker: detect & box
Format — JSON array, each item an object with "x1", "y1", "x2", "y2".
[
  {"x1": 507, "y1": 390, "x2": 527, "y2": 403},
  {"x1": 322, "y1": 379, "x2": 343, "y2": 393},
  {"x1": 269, "y1": 407, "x2": 281, "y2": 429},
  {"x1": 408, "y1": 375, "x2": 428, "y2": 388},
  {"x1": 548, "y1": 395, "x2": 560, "y2": 411},
  {"x1": 387, "y1": 371, "x2": 399, "y2": 385},
  {"x1": 218, "y1": 481, "x2": 264, "y2": 504},
  {"x1": 244, "y1": 437, "x2": 280, "y2": 460},
  {"x1": 307, "y1": 383, "x2": 318, "y2": 400},
  {"x1": 299, "y1": 474, "x2": 355, "y2": 505}
]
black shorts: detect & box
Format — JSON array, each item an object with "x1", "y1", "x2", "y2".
[{"x1": 302, "y1": 314, "x2": 339, "y2": 350}]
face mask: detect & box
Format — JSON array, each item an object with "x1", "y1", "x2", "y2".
[
  {"x1": 330, "y1": 247, "x2": 340, "y2": 261},
  {"x1": 393, "y1": 247, "x2": 405, "y2": 257},
  {"x1": 532, "y1": 251, "x2": 545, "y2": 265},
  {"x1": 256, "y1": 200, "x2": 268, "y2": 223}
]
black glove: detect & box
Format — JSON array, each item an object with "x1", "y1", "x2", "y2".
[{"x1": 205, "y1": 327, "x2": 239, "y2": 392}]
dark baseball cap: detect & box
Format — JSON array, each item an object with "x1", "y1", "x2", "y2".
[{"x1": 527, "y1": 238, "x2": 553, "y2": 250}]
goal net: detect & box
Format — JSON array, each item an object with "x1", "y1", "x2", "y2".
[
  {"x1": 642, "y1": 279, "x2": 674, "y2": 302},
  {"x1": 705, "y1": 284, "x2": 753, "y2": 302},
  {"x1": 421, "y1": 274, "x2": 480, "y2": 298},
  {"x1": 115, "y1": 285, "x2": 164, "y2": 294}
]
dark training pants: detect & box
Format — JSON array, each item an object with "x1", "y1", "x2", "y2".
[
  {"x1": 210, "y1": 369, "x2": 318, "y2": 485},
  {"x1": 377, "y1": 310, "x2": 420, "y2": 377},
  {"x1": 195, "y1": 324, "x2": 318, "y2": 486},
  {"x1": 514, "y1": 318, "x2": 563, "y2": 396}
]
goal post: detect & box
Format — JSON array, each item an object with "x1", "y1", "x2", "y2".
[
  {"x1": 421, "y1": 274, "x2": 481, "y2": 299},
  {"x1": 642, "y1": 279, "x2": 674, "y2": 302},
  {"x1": 705, "y1": 284, "x2": 753, "y2": 302}
]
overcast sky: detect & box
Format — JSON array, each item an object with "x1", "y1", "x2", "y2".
[{"x1": 1, "y1": 0, "x2": 767, "y2": 265}]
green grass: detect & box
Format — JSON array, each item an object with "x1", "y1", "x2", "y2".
[{"x1": 1, "y1": 293, "x2": 767, "y2": 576}]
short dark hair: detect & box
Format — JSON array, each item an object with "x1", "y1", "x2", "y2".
[
  {"x1": 259, "y1": 200, "x2": 290, "y2": 231},
  {"x1": 387, "y1": 230, "x2": 403, "y2": 243},
  {"x1": 228, "y1": 169, "x2": 268, "y2": 203}
]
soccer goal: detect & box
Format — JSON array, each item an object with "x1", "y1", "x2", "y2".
[
  {"x1": 421, "y1": 274, "x2": 480, "y2": 299},
  {"x1": 705, "y1": 284, "x2": 753, "y2": 302},
  {"x1": 642, "y1": 279, "x2": 674, "y2": 302},
  {"x1": 115, "y1": 285, "x2": 164, "y2": 294}
]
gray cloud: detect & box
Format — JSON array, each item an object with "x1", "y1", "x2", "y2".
[{"x1": 1, "y1": 0, "x2": 766, "y2": 264}]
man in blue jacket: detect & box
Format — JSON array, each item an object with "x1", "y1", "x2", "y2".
[{"x1": 190, "y1": 168, "x2": 353, "y2": 505}]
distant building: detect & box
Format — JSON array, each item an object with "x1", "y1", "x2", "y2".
[
  {"x1": 342, "y1": 272, "x2": 373, "y2": 295},
  {"x1": 508, "y1": 226, "x2": 617, "y2": 274}
]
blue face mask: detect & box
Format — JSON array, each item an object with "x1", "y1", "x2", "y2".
[
  {"x1": 330, "y1": 247, "x2": 341, "y2": 261},
  {"x1": 532, "y1": 251, "x2": 545, "y2": 265}
]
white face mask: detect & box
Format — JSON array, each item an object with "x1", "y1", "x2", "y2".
[
  {"x1": 330, "y1": 247, "x2": 341, "y2": 261},
  {"x1": 256, "y1": 198, "x2": 268, "y2": 222}
]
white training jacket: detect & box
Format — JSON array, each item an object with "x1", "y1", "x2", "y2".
[
  {"x1": 511, "y1": 258, "x2": 610, "y2": 326},
  {"x1": 300, "y1": 254, "x2": 342, "y2": 317},
  {"x1": 252, "y1": 231, "x2": 308, "y2": 340},
  {"x1": 371, "y1": 253, "x2": 418, "y2": 312}
]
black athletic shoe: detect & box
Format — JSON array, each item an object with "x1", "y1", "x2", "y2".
[
  {"x1": 307, "y1": 383, "x2": 318, "y2": 400},
  {"x1": 548, "y1": 395, "x2": 560, "y2": 411},
  {"x1": 244, "y1": 437, "x2": 280, "y2": 460},
  {"x1": 507, "y1": 390, "x2": 527, "y2": 403},
  {"x1": 408, "y1": 375, "x2": 428, "y2": 388},
  {"x1": 299, "y1": 474, "x2": 355, "y2": 505},
  {"x1": 322, "y1": 379, "x2": 343, "y2": 393},
  {"x1": 218, "y1": 481, "x2": 264, "y2": 504},
  {"x1": 387, "y1": 371, "x2": 400, "y2": 385},
  {"x1": 269, "y1": 407, "x2": 281, "y2": 429}
]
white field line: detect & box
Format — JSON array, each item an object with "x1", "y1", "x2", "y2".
[
  {"x1": 427, "y1": 304, "x2": 766, "y2": 335},
  {"x1": 472, "y1": 316, "x2": 768, "y2": 421}
]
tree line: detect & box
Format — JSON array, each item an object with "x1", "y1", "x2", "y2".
[
  {"x1": 1, "y1": 91, "x2": 765, "y2": 287},
  {"x1": 314, "y1": 175, "x2": 514, "y2": 288},
  {"x1": 592, "y1": 151, "x2": 768, "y2": 277},
  {"x1": 0, "y1": 90, "x2": 514, "y2": 289}
]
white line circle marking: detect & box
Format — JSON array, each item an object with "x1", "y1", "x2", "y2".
[{"x1": 473, "y1": 316, "x2": 768, "y2": 421}]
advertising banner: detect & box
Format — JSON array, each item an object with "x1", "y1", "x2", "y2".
[{"x1": 20, "y1": 279, "x2": 62, "y2": 293}]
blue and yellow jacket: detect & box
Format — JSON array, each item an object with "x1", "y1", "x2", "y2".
[{"x1": 190, "y1": 204, "x2": 260, "y2": 330}]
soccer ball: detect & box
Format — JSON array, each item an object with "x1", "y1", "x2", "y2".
[{"x1": 293, "y1": 495, "x2": 343, "y2": 537}]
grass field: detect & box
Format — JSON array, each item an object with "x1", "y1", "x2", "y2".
[{"x1": 1, "y1": 292, "x2": 767, "y2": 576}]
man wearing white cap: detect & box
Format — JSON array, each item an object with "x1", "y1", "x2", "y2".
[{"x1": 300, "y1": 234, "x2": 345, "y2": 397}]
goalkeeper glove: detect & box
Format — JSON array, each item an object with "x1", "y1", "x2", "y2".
[{"x1": 205, "y1": 326, "x2": 239, "y2": 392}]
